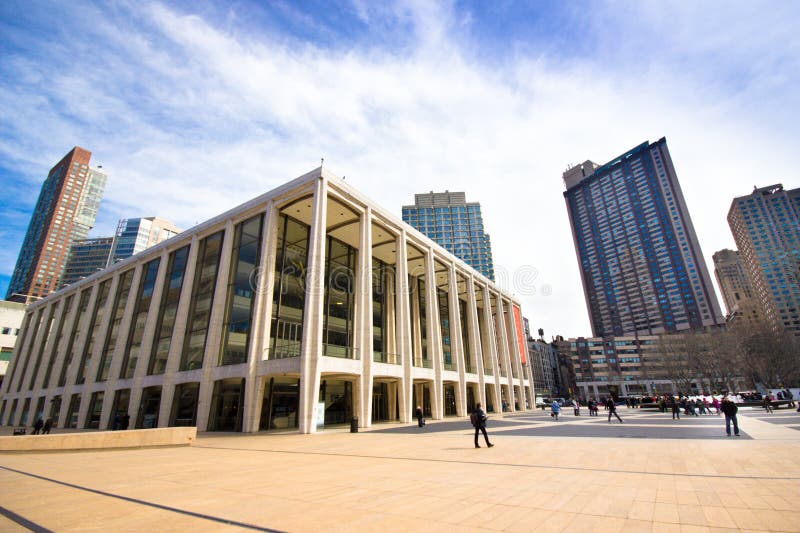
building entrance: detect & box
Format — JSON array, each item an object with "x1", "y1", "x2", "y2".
[
  {"x1": 260, "y1": 377, "x2": 299, "y2": 430},
  {"x1": 209, "y1": 378, "x2": 244, "y2": 431}
]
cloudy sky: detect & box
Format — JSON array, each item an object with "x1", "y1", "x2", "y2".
[{"x1": 1, "y1": 0, "x2": 798, "y2": 337}]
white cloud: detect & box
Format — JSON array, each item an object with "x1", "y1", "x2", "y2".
[{"x1": 1, "y1": 0, "x2": 798, "y2": 337}]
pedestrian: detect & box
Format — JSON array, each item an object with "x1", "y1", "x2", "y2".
[
  {"x1": 721, "y1": 396, "x2": 740, "y2": 437},
  {"x1": 32, "y1": 417, "x2": 44, "y2": 435},
  {"x1": 763, "y1": 395, "x2": 773, "y2": 414},
  {"x1": 671, "y1": 397, "x2": 681, "y2": 420},
  {"x1": 784, "y1": 389, "x2": 795, "y2": 408},
  {"x1": 573, "y1": 399, "x2": 580, "y2": 416},
  {"x1": 551, "y1": 400, "x2": 561, "y2": 421},
  {"x1": 43, "y1": 418, "x2": 52, "y2": 434},
  {"x1": 471, "y1": 403, "x2": 493, "y2": 448},
  {"x1": 711, "y1": 397, "x2": 721, "y2": 415},
  {"x1": 606, "y1": 398, "x2": 623, "y2": 423},
  {"x1": 415, "y1": 405, "x2": 425, "y2": 427},
  {"x1": 121, "y1": 414, "x2": 130, "y2": 430}
]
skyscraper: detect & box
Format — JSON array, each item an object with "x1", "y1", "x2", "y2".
[
  {"x1": 6, "y1": 147, "x2": 106, "y2": 302},
  {"x1": 563, "y1": 138, "x2": 723, "y2": 337},
  {"x1": 402, "y1": 191, "x2": 495, "y2": 280},
  {"x1": 108, "y1": 217, "x2": 181, "y2": 264},
  {"x1": 60, "y1": 217, "x2": 181, "y2": 287},
  {"x1": 727, "y1": 184, "x2": 800, "y2": 335},
  {"x1": 712, "y1": 248, "x2": 762, "y2": 327}
]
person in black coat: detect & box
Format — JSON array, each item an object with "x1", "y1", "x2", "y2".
[
  {"x1": 32, "y1": 417, "x2": 44, "y2": 435},
  {"x1": 721, "y1": 396, "x2": 740, "y2": 437},
  {"x1": 415, "y1": 406, "x2": 425, "y2": 427},
  {"x1": 471, "y1": 403, "x2": 494, "y2": 448},
  {"x1": 606, "y1": 398, "x2": 623, "y2": 423},
  {"x1": 43, "y1": 418, "x2": 53, "y2": 434}
]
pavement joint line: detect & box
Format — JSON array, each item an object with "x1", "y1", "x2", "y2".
[
  {"x1": 190, "y1": 444, "x2": 800, "y2": 481},
  {"x1": 0, "y1": 465, "x2": 285, "y2": 533},
  {"x1": 0, "y1": 504, "x2": 54, "y2": 533}
]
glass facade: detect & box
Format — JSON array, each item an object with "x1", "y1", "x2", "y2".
[
  {"x1": 85, "y1": 391, "x2": 104, "y2": 429},
  {"x1": 260, "y1": 377, "x2": 300, "y2": 430},
  {"x1": 322, "y1": 238, "x2": 356, "y2": 358},
  {"x1": 27, "y1": 305, "x2": 56, "y2": 391},
  {"x1": 97, "y1": 269, "x2": 134, "y2": 382},
  {"x1": 121, "y1": 258, "x2": 160, "y2": 379},
  {"x1": 137, "y1": 386, "x2": 161, "y2": 428},
  {"x1": 269, "y1": 216, "x2": 308, "y2": 359},
  {"x1": 208, "y1": 378, "x2": 244, "y2": 431},
  {"x1": 43, "y1": 294, "x2": 73, "y2": 388},
  {"x1": 12, "y1": 309, "x2": 43, "y2": 393},
  {"x1": 438, "y1": 288, "x2": 453, "y2": 370},
  {"x1": 61, "y1": 290, "x2": 96, "y2": 388},
  {"x1": 170, "y1": 382, "x2": 199, "y2": 426},
  {"x1": 564, "y1": 139, "x2": 720, "y2": 336},
  {"x1": 180, "y1": 232, "x2": 224, "y2": 371},
  {"x1": 149, "y1": 246, "x2": 189, "y2": 374},
  {"x1": 109, "y1": 389, "x2": 130, "y2": 430},
  {"x1": 76, "y1": 280, "x2": 111, "y2": 385},
  {"x1": 219, "y1": 215, "x2": 263, "y2": 366}
]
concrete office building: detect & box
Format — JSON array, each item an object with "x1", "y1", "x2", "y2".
[
  {"x1": 712, "y1": 248, "x2": 763, "y2": 328},
  {"x1": 0, "y1": 301, "x2": 26, "y2": 388},
  {"x1": 6, "y1": 147, "x2": 106, "y2": 302},
  {"x1": 402, "y1": 191, "x2": 495, "y2": 281},
  {"x1": 563, "y1": 138, "x2": 724, "y2": 337},
  {"x1": 0, "y1": 168, "x2": 532, "y2": 433},
  {"x1": 728, "y1": 184, "x2": 800, "y2": 336},
  {"x1": 61, "y1": 237, "x2": 116, "y2": 287}
]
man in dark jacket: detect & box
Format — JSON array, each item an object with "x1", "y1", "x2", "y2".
[
  {"x1": 471, "y1": 403, "x2": 494, "y2": 448},
  {"x1": 415, "y1": 405, "x2": 425, "y2": 427},
  {"x1": 721, "y1": 396, "x2": 740, "y2": 437},
  {"x1": 606, "y1": 398, "x2": 623, "y2": 423}
]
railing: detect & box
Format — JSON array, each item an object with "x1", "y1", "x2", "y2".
[
  {"x1": 324, "y1": 344, "x2": 359, "y2": 360},
  {"x1": 413, "y1": 358, "x2": 433, "y2": 369},
  {"x1": 464, "y1": 361, "x2": 475, "y2": 374},
  {"x1": 483, "y1": 363, "x2": 493, "y2": 376},
  {"x1": 271, "y1": 319, "x2": 302, "y2": 360},
  {"x1": 373, "y1": 352, "x2": 400, "y2": 364}
]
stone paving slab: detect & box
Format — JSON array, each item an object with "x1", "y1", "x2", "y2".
[{"x1": 1, "y1": 411, "x2": 799, "y2": 532}]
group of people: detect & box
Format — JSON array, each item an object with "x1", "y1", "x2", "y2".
[
  {"x1": 31, "y1": 417, "x2": 53, "y2": 435},
  {"x1": 661, "y1": 396, "x2": 721, "y2": 418},
  {"x1": 549, "y1": 398, "x2": 622, "y2": 423}
]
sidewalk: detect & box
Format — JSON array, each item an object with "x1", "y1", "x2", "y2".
[{"x1": 1, "y1": 411, "x2": 799, "y2": 531}]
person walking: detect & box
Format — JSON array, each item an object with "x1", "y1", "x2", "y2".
[
  {"x1": 721, "y1": 396, "x2": 740, "y2": 437},
  {"x1": 671, "y1": 397, "x2": 681, "y2": 420},
  {"x1": 415, "y1": 405, "x2": 425, "y2": 427},
  {"x1": 471, "y1": 403, "x2": 493, "y2": 448},
  {"x1": 606, "y1": 398, "x2": 623, "y2": 423},
  {"x1": 42, "y1": 418, "x2": 52, "y2": 435},
  {"x1": 573, "y1": 399, "x2": 580, "y2": 416},
  {"x1": 763, "y1": 395, "x2": 774, "y2": 414},
  {"x1": 32, "y1": 417, "x2": 44, "y2": 435},
  {"x1": 551, "y1": 400, "x2": 561, "y2": 421},
  {"x1": 711, "y1": 397, "x2": 721, "y2": 415}
]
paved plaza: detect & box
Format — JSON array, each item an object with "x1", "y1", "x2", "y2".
[{"x1": 1, "y1": 407, "x2": 799, "y2": 532}]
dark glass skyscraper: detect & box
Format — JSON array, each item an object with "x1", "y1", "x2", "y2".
[
  {"x1": 563, "y1": 138, "x2": 723, "y2": 337},
  {"x1": 728, "y1": 184, "x2": 800, "y2": 335},
  {"x1": 402, "y1": 191, "x2": 494, "y2": 280},
  {"x1": 6, "y1": 147, "x2": 106, "y2": 302}
]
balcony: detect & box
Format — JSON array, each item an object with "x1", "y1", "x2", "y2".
[
  {"x1": 373, "y1": 351, "x2": 400, "y2": 364},
  {"x1": 323, "y1": 344, "x2": 359, "y2": 360},
  {"x1": 413, "y1": 358, "x2": 433, "y2": 369}
]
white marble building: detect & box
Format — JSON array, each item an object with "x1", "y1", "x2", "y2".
[{"x1": 0, "y1": 168, "x2": 534, "y2": 433}]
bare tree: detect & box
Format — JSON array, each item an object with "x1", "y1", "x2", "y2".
[
  {"x1": 658, "y1": 334, "x2": 702, "y2": 395},
  {"x1": 694, "y1": 328, "x2": 749, "y2": 393},
  {"x1": 740, "y1": 323, "x2": 800, "y2": 389}
]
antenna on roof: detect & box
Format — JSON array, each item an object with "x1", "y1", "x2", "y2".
[{"x1": 321, "y1": 157, "x2": 324, "y2": 168}]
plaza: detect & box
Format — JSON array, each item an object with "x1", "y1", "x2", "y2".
[{"x1": 1, "y1": 407, "x2": 799, "y2": 532}]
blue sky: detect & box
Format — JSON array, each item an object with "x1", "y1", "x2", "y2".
[{"x1": 1, "y1": 0, "x2": 798, "y2": 337}]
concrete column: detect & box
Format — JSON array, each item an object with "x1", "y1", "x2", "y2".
[
  {"x1": 357, "y1": 206, "x2": 373, "y2": 428},
  {"x1": 505, "y1": 300, "x2": 525, "y2": 411},
  {"x1": 425, "y1": 249, "x2": 443, "y2": 420},
  {"x1": 494, "y1": 295, "x2": 513, "y2": 414},
  {"x1": 481, "y1": 286, "x2": 502, "y2": 413},
  {"x1": 193, "y1": 221, "x2": 235, "y2": 431},
  {"x1": 395, "y1": 230, "x2": 413, "y2": 423},
  {"x1": 298, "y1": 175, "x2": 328, "y2": 433},
  {"x1": 466, "y1": 278, "x2": 486, "y2": 408},
  {"x1": 243, "y1": 202, "x2": 278, "y2": 433},
  {"x1": 447, "y1": 263, "x2": 466, "y2": 417}
]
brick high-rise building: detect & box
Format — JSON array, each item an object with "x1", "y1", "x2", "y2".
[
  {"x1": 6, "y1": 147, "x2": 106, "y2": 302},
  {"x1": 563, "y1": 138, "x2": 724, "y2": 337}
]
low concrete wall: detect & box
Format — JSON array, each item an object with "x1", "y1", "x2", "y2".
[{"x1": 0, "y1": 427, "x2": 196, "y2": 452}]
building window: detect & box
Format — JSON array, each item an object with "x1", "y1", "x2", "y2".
[
  {"x1": 121, "y1": 258, "x2": 161, "y2": 379},
  {"x1": 322, "y1": 237, "x2": 356, "y2": 358},
  {"x1": 180, "y1": 231, "x2": 225, "y2": 371},
  {"x1": 219, "y1": 215, "x2": 263, "y2": 366},
  {"x1": 75, "y1": 279, "x2": 112, "y2": 385},
  {"x1": 58, "y1": 290, "x2": 92, "y2": 387},
  {"x1": 269, "y1": 215, "x2": 308, "y2": 360},
  {"x1": 97, "y1": 269, "x2": 134, "y2": 382},
  {"x1": 149, "y1": 246, "x2": 190, "y2": 375}
]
